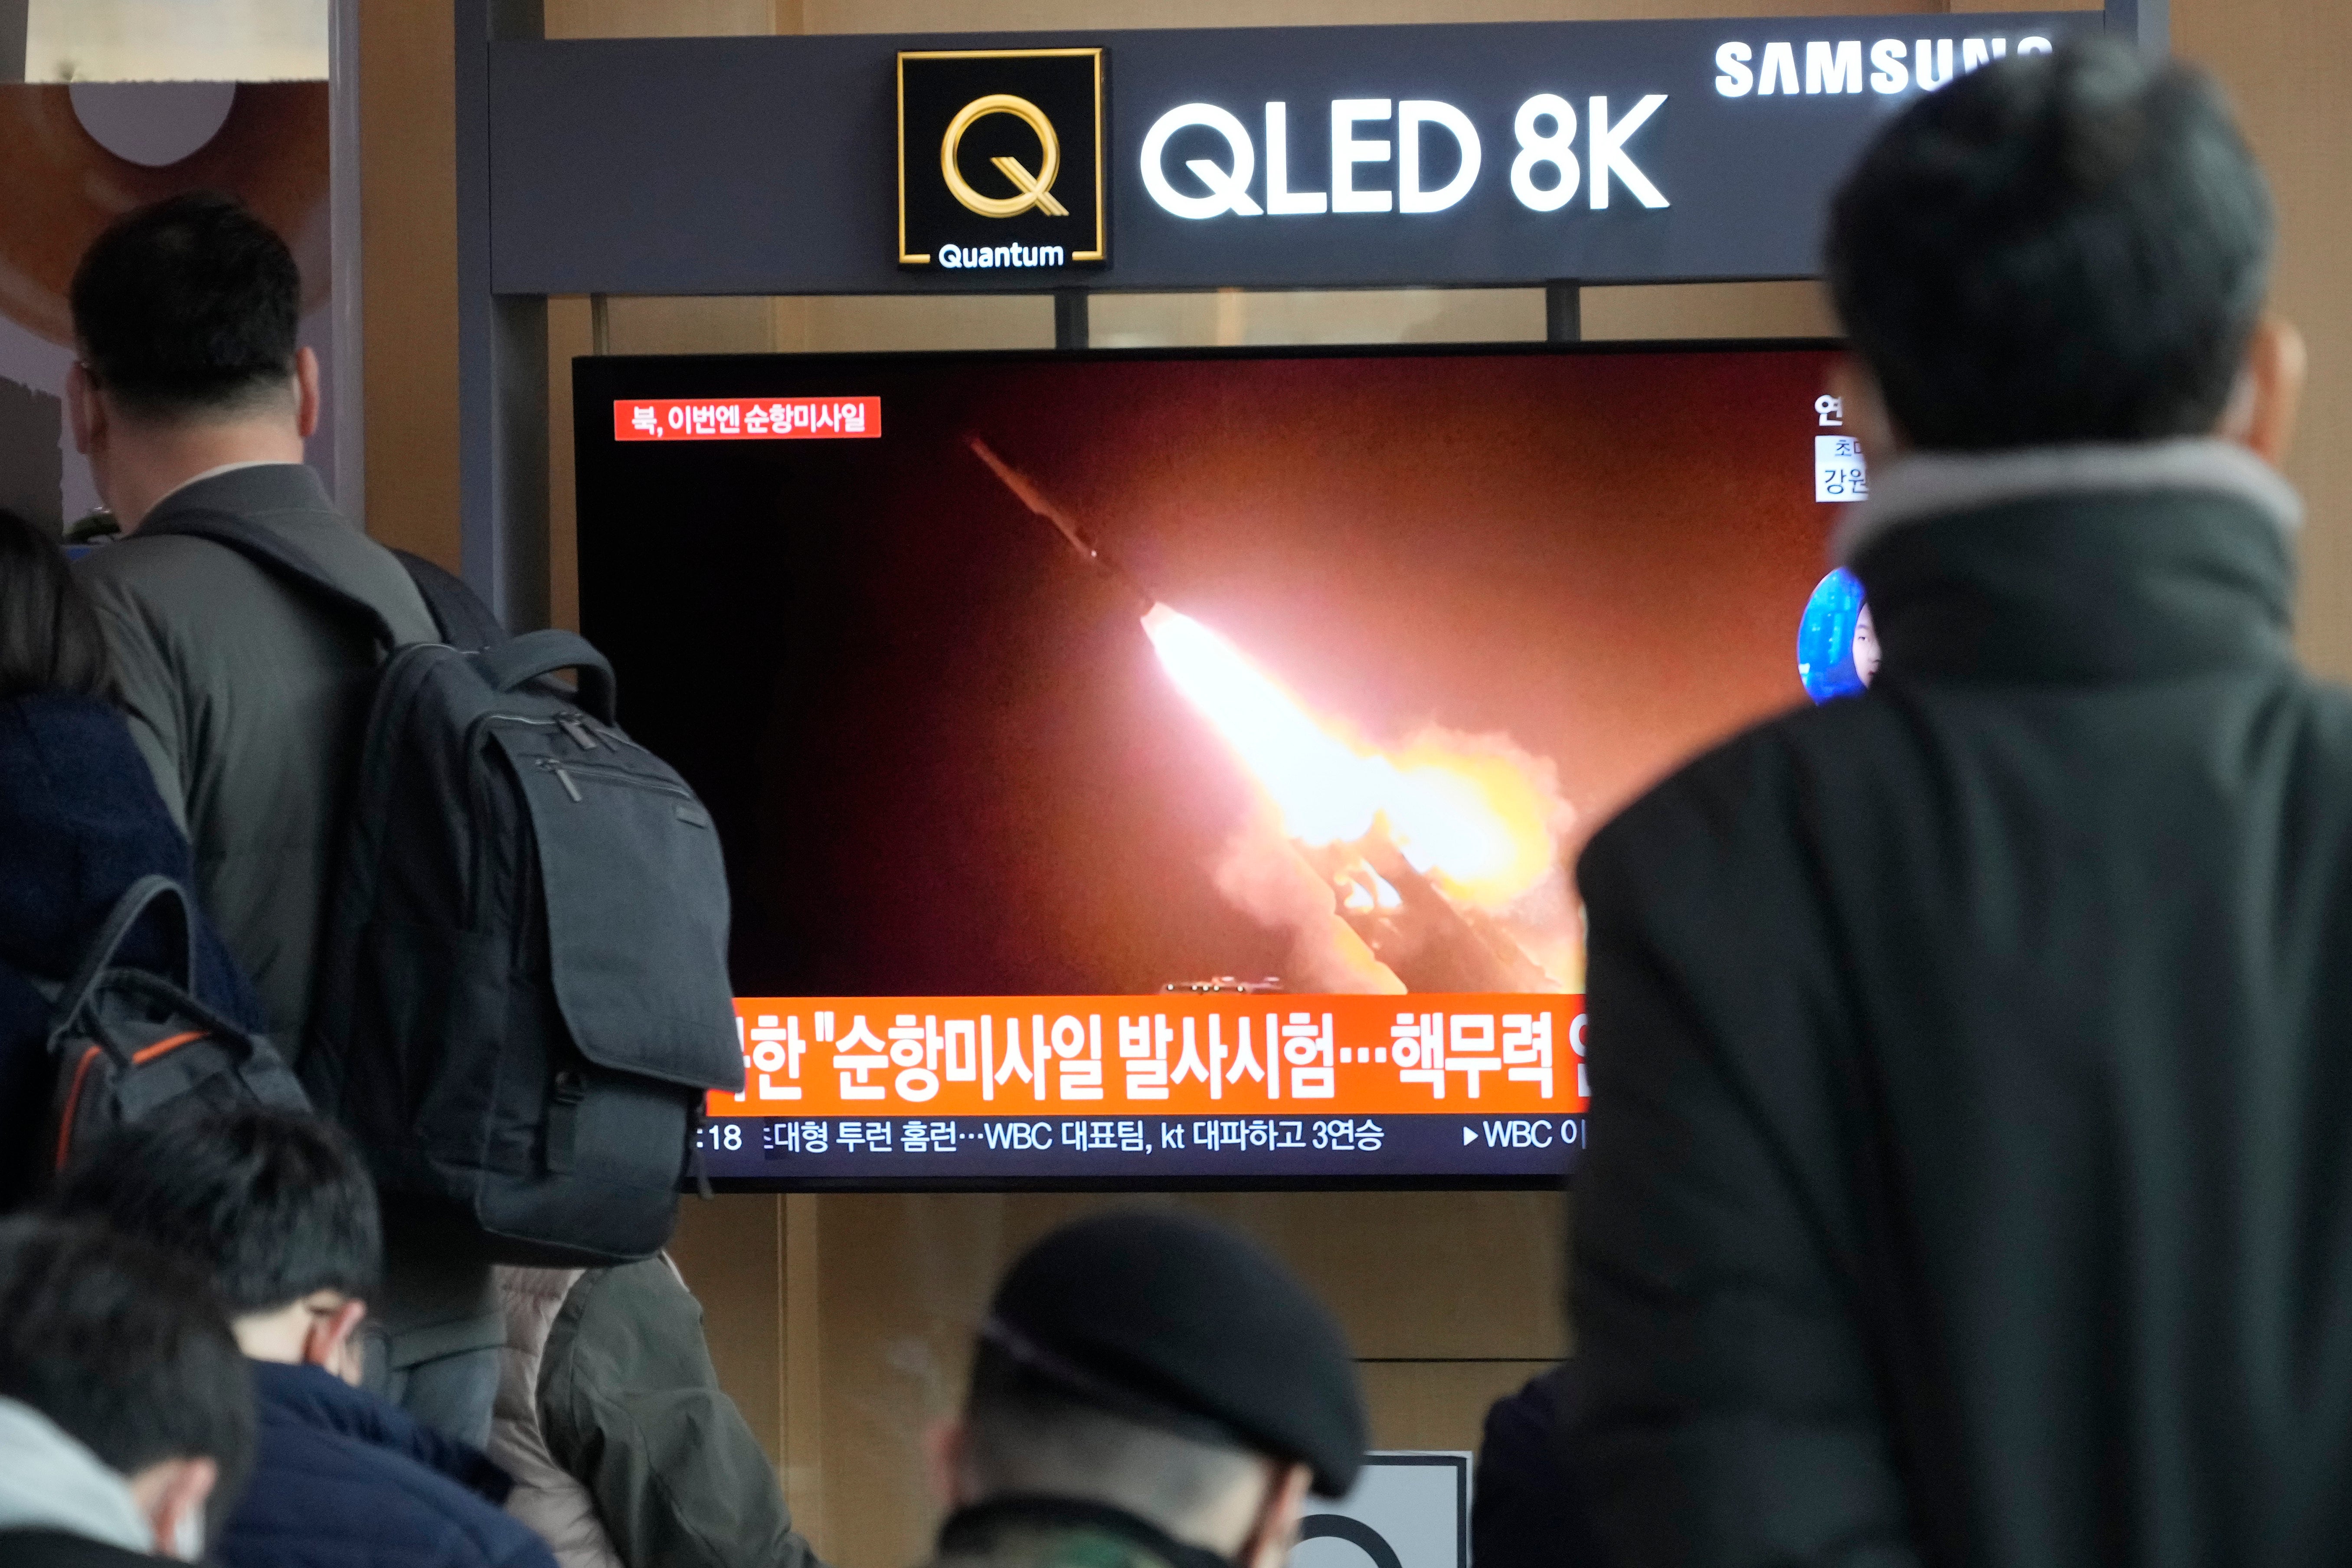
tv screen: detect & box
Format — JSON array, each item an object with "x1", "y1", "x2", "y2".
[{"x1": 573, "y1": 340, "x2": 1854, "y2": 1188}]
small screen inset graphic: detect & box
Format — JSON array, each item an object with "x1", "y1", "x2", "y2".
[{"x1": 1798, "y1": 566, "x2": 1878, "y2": 704}]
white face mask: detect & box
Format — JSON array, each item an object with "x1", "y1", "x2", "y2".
[{"x1": 170, "y1": 1502, "x2": 205, "y2": 1562}]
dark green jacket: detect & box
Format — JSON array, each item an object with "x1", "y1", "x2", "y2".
[
  {"x1": 494, "y1": 1257, "x2": 824, "y2": 1568},
  {"x1": 75, "y1": 464, "x2": 435, "y2": 1039},
  {"x1": 1571, "y1": 482, "x2": 2352, "y2": 1565},
  {"x1": 925, "y1": 1498, "x2": 1232, "y2": 1568}
]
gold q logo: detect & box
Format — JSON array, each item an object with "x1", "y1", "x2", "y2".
[{"x1": 940, "y1": 93, "x2": 1068, "y2": 218}]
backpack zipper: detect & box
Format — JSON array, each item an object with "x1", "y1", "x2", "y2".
[{"x1": 536, "y1": 756, "x2": 693, "y2": 802}]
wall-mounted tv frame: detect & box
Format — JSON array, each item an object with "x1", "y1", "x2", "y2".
[{"x1": 573, "y1": 337, "x2": 1852, "y2": 1191}]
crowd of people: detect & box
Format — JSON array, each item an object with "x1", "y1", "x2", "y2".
[{"x1": 3, "y1": 35, "x2": 2347, "y2": 1568}]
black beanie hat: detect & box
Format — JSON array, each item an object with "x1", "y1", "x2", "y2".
[{"x1": 984, "y1": 1209, "x2": 1367, "y2": 1497}]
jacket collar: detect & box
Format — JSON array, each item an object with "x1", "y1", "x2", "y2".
[
  {"x1": 1833, "y1": 438, "x2": 2300, "y2": 565},
  {"x1": 937, "y1": 1496, "x2": 1233, "y2": 1568},
  {"x1": 1852, "y1": 488, "x2": 2296, "y2": 685},
  {"x1": 249, "y1": 1362, "x2": 512, "y2": 1505},
  {"x1": 139, "y1": 462, "x2": 335, "y2": 531}
]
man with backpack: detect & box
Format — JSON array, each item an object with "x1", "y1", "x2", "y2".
[{"x1": 69, "y1": 193, "x2": 498, "y2": 1443}]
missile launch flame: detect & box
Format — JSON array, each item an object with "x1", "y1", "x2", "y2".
[{"x1": 1140, "y1": 605, "x2": 1564, "y2": 910}]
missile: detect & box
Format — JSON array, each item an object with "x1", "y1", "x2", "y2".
[{"x1": 968, "y1": 436, "x2": 1156, "y2": 614}]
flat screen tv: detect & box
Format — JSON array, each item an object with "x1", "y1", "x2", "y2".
[{"x1": 572, "y1": 340, "x2": 1860, "y2": 1188}]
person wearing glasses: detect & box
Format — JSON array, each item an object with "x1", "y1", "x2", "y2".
[{"x1": 49, "y1": 1107, "x2": 558, "y2": 1568}]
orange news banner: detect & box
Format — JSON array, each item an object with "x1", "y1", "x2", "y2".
[{"x1": 709, "y1": 995, "x2": 1587, "y2": 1120}]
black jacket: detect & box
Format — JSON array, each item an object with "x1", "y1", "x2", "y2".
[
  {"x1": 217, "y1": 1362, "x2": 555, "y2": 1568},
  {"x1": 1570, "y1": 480, "x2": 2352, "y2": 1565},
  {"x1": 0, "y1": 1532, "x2": 172, "y2": 1567},
  {"x1": 1472, "y1": 1362, "x2": 1608, "y2": 1568},
  {"x1": 0, "y1": 691, "x2": 264, "y2": 1211}
]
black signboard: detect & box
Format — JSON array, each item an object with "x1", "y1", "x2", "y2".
[
  {"x1": 489, "y1": 14, "x2": 2104, "y2": 295},
  {"x1": 898, "y1": 48, "x2": 1107, "y2": 272}
]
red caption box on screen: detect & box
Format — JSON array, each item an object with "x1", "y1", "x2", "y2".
[
  {"x1": 612, "y1": 397, "x2": 881, "y2": 442},
  {"x1": 711, "y1": 994, "x2": 1587, "y2": 1119}
]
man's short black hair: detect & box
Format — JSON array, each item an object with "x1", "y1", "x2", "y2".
[
  {"x1": 1826, "y1": 39, "x2": 2273, "y2": 451},
  {"x1": 0, "y1": 1215, "x2": 254, "y2": 1500},
  {"x1": 69, "y1": 191, "x2": 303, "y2": 422},
  {"x1": 0, "y1": 508, "x2": 114, "y2": 703},
  {"x1": 50, "y1": 1106, "x2": 381, "y2": 1316}
]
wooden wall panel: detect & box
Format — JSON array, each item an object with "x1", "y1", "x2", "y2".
[
  {"x1": 2174, "y1": 0, "x2": 2352, "y2": 681},
  {"x1": 357, "y1": 0, "x2": 458, "y2": 570},
  {"x1": 669, "y1": 1192, "x2": 787, "y2": 1460}
]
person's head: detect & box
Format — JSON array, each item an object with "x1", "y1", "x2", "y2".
[
  {"x1": 66, "y1": 191, "x2": 319, "y2": 527},
  {"x1": 0, "y1": 508, "x2": 114, "y2": 705},
  {"x1": 50, "y1": 1106, "x2": 380, "y2": 1383},
  {"x1": 0, "y1": 1215, "x2": 253, "y2": 1561},
  {"x1": 1826, "y1": 39, "x2": 2303, "y2": 465},
  {"x1": 928, "y1": 1211, "x2": 1366, "y2": 1568}
]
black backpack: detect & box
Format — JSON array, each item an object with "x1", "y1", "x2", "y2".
[
  {"x1": 146, "y1": 514, "x2": 746, "y2": 1266},
  {"x1": 38, "y1": 875, "x2": 310, "y2": 1192}
]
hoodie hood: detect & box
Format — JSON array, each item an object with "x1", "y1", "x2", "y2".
[
  {"x1": 0, "y1": 691, "x2": 203, "y2": 983},
  {"x1": 0, "y1": 690, "x2": 265, "y2": 1014},
  {"x1": 0, "y1": 1395, "x2": 154, "y2": 1554}
]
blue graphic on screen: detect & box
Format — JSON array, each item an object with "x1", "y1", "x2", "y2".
[{"x1": 1797, "y1": 567, "x2": 1879, "y2": 703}]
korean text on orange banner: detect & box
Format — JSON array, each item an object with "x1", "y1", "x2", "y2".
[
  {"x1": 711, "y1": 995, "x2": 1586, "y2": 1119},
  {"x1": 612, "y1": 396, "x2": 881, "y2": 442}
]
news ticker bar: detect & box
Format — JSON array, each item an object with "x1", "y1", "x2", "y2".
[
  {"x1": 696, "y1": 1110, "x2": 1589, "y2": 1182},
  {"x1": 710, "y1": 995, "x2": 1589, "y2": 1121}
]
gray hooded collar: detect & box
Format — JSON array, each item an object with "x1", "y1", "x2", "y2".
[
  {"x1": 1834, "y1": 438, "x2": 2303, "y2": 566},
  {"x1": 0, "y1": 1396, "x2": 154, "y2": 1555}
]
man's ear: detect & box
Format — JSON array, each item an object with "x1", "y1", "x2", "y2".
[
  {"x1": 924, "y1": 1415, "x2": 974, "y2": 1509},
  {"x1": 66, "y1": 361, "x2": 102, "y2": 456},
  {"x1": 293, "y1": 346, "x2": 321, "y2": 442},
  {"x1": 126, "y1": 1456, "x2": 218, "y2": 1562},
  {"x1": 1827, "y1": 357, "x2": 1902, "y2": 465},
  {"x1": 304, "y1": 1296, "x2": 369, "y2": 1385},
  {"x1": 2220, "y1": 316, "x2": 2306, "y2": 466},
  {"x1": 1241, "y1": 1462, "x2": 1314, "y2": 1568}
]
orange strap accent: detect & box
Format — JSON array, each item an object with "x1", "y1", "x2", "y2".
[
  {"x1": 131, "y1": 1030, "x2": 207, "y2": 1065},
  {"x1": 54, "y1": 1046, "x2": 101, "y2": 1172},
  {"x1": 52, "y1": 1031, "x2": 210, "y2": 1172}
]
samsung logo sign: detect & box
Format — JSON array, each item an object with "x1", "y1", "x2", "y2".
[
  {"x1": 1713, "y1": 33, "x2": 2053, "y2": 96},
  {"x1": 1138, "y1": 93, "x2": 1671, "y2": 221}
]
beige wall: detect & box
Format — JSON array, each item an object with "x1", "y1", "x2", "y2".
[
  {"x1": 362, "y1": 3, "x2": 2352, "y2": 1564},
  {"x1": 359, "y1": 0, "x2": 459, "y2": 576},
  {"x1": 2175, "y1": 2, "x2": 2352, "y2": 676}
]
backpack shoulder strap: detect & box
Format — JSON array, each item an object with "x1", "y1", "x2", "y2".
[
  {"x1": 48, "y1": 875, "x2": 195, "y2": 1051},
  {"x1": 393, "y1": 548, "x2": 507, "y2": 653},
  {"x1": 142, "y1": 509, "x2": 401, "y2": 649}
]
